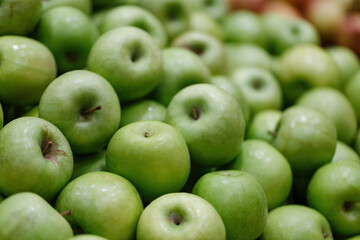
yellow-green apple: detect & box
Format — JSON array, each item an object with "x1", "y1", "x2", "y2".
[
  {"x1": 187, "y1": 0, "x2": 229, "y2": 20},
  {"x1": 332, "y1": 141, "x2": 360, "y2": 165},
  {"x1": 71, "y1": 150, "x2": 106, "y2": 180},
  {"x1": 67, "y1": 235, "x2": 108, "y2": 240},
  {"x1": 42, "y1": 0, "x2": 92, "y2": 15},
  {"x1": 189, "y1": 11, "x2": 224, "y2": 40}
]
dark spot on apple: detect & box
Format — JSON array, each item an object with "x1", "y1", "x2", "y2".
[
  {"x1": 60, "y1": 210, "x2": 72, "y2": 217},
  {"x1": 144, "y1": 131, "x2": 150, "y2": 138},
  {"x1": 250, "y1": 77, "x2": 264, "y2": 90},
  {"x1": 344, "y1": 201, "x2": 354, "y2": 212},
  {"x1": 165, "y1": 3, "x2": 183, "y2": 21},
  {"x1": 169, "y1": 212, "x2": 184, "y2": 226},
  {"x1": 189, "y1": 107, "x2": 201, "y2": 120},
  {"x1": 130, "y1": 46, "x2": 143, "y2": 63},
  {"x1": 182, "y1": 43, "x2": 206, "y2": 56},
  {"x1": 65, "y1": 51, "x2": 79, "y2": 63},
  {"x1": 322, "y1": 232, "x2": 330, "y2": 239}
]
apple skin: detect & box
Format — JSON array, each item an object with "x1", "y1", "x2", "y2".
[
  {"x1": 189, "y1": 11, "x2": 224, "y2": 40},
  {"x1": 332, "y1": 141, "x2": 360, "y2": 165},
  {"x1": 92, "y1": 0, "x2": 139, "y2": 9},
  {"x1": 120, "y1": 99, "x2": 167, "y2": 128},
  {"x1": 87, "y1": 26, "x2": 163, "y2": 102},
  {"x1": 67, "y1": 235, "x2": 108, "y2": 240},
  {"x1": 227, "y1": 139, "x2": 293, "y2": 210},
  {"x1": 150, "y1": 47, "x2": 210, "y2": 106},
  {"x1": 72, "y1": 150, "x2": 106, "y2": 180},
  {"x1": 106, "y1": 120, "x2": 190, "y2": 203},
  {"x1": 193, "y1": 170, "x2": 268, "y2": 240},
  {"x1": 0, "y1": 36, "x2": 57, "y2": 106},
  {"x1": 55, "y1": 171, "x2": 144, "y2": 240},
  {"x1": 335, "y1": 13, "x2": 360, "y2": 58},
  {"x1": 0, "y1": 192, "x2": 73, "y2": 239},
  {"x1": 348, "y1": 236, "x2": 360, "y2": 240},
  {"x1": 228, "y1": 0, "x2": 268, "y2": 12},
  {"x1": 166, "y1": 84, "x2": 245, "y2": 167},
  {"x1": 99, "y1": 5, "x2": 168, "y2": 48},
  {"x1": 35, "y1": 6, "x2": 99, "y2": 74},
  {"x1": 345, "y1": 71, "x2": 360, "y2": 121},
  {"x1": 38, "y1": 70, "x2": 121, "y2": 155},
  {"x1": 22, "y1": 105, "x2": 39, "y2": 117},
  {"x1": 260, "y1": 1, "x2": 302, "y2": 18},
  {"x1": 272, "y1": 106, "x2": 337, "y2": 176},
  {"x1": 136, "y1": 192, "x2": 226, "y2": 240},
  {"x1": 260, "y1": 204, "x2": 333, "y2": 240},
  {"x1": 0, "y1": 117, "x2": 73, "y2": 201},
  {"x1": 0, "y1": 103, "x2": 3, "y2": 130},
  {"x1": 42, "y1": 0, "x2": 92, "y2": 15},
  {"x1": 307, "y1": 161, "x2": 360, "y2": 236},
  {"x1": 296, "y1": 87, "x2": 357, "y2": 144},
  {"x1": 187, "y1": 0, "x2": 229, "y2": 20},
  {"x1": 0, "y1": 0, "x2": 42, "y2": 36}
]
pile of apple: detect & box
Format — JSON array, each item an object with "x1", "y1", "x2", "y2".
[{"x1": 0, "y1": 0, "x2": 360, "y2": 239}]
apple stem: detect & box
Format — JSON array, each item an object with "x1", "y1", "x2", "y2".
[
  {"x1": 190, "y1": 107, "x2": 200, "y2": 120},
  {"x1": 60, "y1": 210, "x2": 72, "y2": 217},
  {"x1": 42, "y1": 141, "x2": 53, "y2": 156},
  {"x1": 268, "y1": 130, "x2": 278, "y2": 138},
  {"x1": 82, "y1": 105, "x2": 102, "y2": 115}
]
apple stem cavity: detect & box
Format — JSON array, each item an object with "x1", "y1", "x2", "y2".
[
  {"x1": 268, "y1": 130, "x2": 278, "y2": 138},
  {"x1": 169, "y1": 212, "x2": 184, "y2": 226},
  {"x1": 81, "y1": 105, "x2": 102, "y2": 115},
  {"x1": 190, "y1": 107, "x2": 201, "y2": 120},
  {"x1": 60, "y1": 210, "x2": 72, "y2": 217},
  {"x1": 144, "y1": 131, "x2": 150, "y2": 138},
  {"x1": 42, "y1": 140, "x2": 53, "y2": 157},
  {"x1": 344, "y1": 201, "x2": 355, "y2": 212}
]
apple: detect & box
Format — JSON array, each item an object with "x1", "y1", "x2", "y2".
[
  {"x1": 227, "y1": 139, "x2": 293, "y2": 210},
  {"x1": 136, "y1": 192, "x2": 226, "y2": 240},
  {"x1": 260, "y1": 1, "x2": 302, "y2": 18},
  {"x1": 172, "y1": 31, "x2": 226, "y2": 75},
  {"x1": 296, "y1": 87, "x2": 357, "y2": 144},
  {"x1": 278, "y1": 44, "x2": 340, "y2": 103},
  {"x1": 272, "y1": 106, "x2": 337, "y2": 176},
  {"x1": 0, "y1": 36, "x2": 57, "y2": 106},
  {"x1": 92, "y1": 0, "x2": 139, "y2": 9},
  {"x1": 332, "y1": 141, "x2": 360, "y2": 165},
  {"x1": 67, "y1": 235, "x2": 108, "y2": 240},
  {"x1": 55, "y1": 171, "x2": 144, "y2": 239},
  {"x1": 348, "y1": 236, "x2": 360, "y2": 240},
  {"x1": 0, "y1": 117, "x2": 73, "y2": 200},
  {"x1": 0, "y1": 192, "x2": 73, "y2": 239},
  {"x1": 22, "y1": 105, "x2": 39, "y2": 117},
  {"x1": 35, "y1": 6, "x2": 99, "y2": 74},
  {"x1": 246, "y1": 109, "x2": 282, "y2": 143},
  {"x1": 99, "y1": 5, "x2": 168, "y2": 48},
  {"x1": 87, "y1": 26, "x2": 163, "y2": 102},
  {"x1": 149, "y1": 47, "x2": 210, "y2": 106},
  {"x1": 106, "y1": 120, "x2": 190, "y2": 202},
  {"x1": 166, "y1": 83, "x2": 245, "y2": 167},
  {"x1": 187, "y1": 0, "x2": 229, "y2": 20},
  {"x1": 260, "y1": 204, "x2": 333, "y2": 240},
  {"x1": 307, "y1": 161, "x2": 360, "y2": 236},
  {"x1": 0, "y1": 103, "x2": 3, "y2": 130},
  {"x1": 193, "y1": 170, "x2": 268, "y2": 240},
  {"x1": 180, "y1": 163, "x2": 216, "y2": 193},
  {"x1": 39, "y1": 70, "x2": 121, "y2": 155},
  {"x1": 335, "y1": 13, "x2": 360, "y2": 58},
  {"x1": 356, "y1": 130, "x2": 360, "y2": 155},
  {"x1": 228, "y1": 0, "x2": 268, "y2": 12},
  {"x1": 42, "y1": 0, "x2": 92, "y2": 15},
  {"x1": 231, "y1": 67, "x2": 283, "y2": 116},
  {"x1": 344, "y1": 71, "x2": 360, "y2": 121},
  {"x1": 72, "y1": 150, "x2": 106, "y2": 180},
  {"x1": 0, "y1": 0, "x2": 42, "y2": 36},
  {"x1": 189, "y1": 11, "x2": 224, "y2": 40}
]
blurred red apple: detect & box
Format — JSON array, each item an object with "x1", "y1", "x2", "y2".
[
  {"x1": 228, "y1": 0, "x2": 268, "y2": 12},
  {"x1": 335, "y1": 13, "x2": 360, "y2": 57},
  {"x1": 261, "y1": 1, "x2": 302, "y2": 18}
]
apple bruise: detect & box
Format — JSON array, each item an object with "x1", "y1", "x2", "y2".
[
  {"x1": 41, "y1": 127, "x2": 66, "y2": 161},
  {"x1": 169, "y1": 212, "x2": 184, "y2": 226}
]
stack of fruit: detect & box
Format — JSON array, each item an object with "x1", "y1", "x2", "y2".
[{"x1": 0, "y1": 0, "x2": 359, "y2": 239}]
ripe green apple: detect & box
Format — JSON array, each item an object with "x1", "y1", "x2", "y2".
[
  {"x1": 87, "y1": 26, "x2": 163, "y2": 102},
  {"x1": 35, "y1": 6, "x2": 99, "y2": 74},
  {"x1": 345, "y1": 71, "x2": 360, "y2": 121},
  {"x1": 0, "y1": 103, "x2": 3, "y2": 130},
  {"x1": 120, "y1": 99, "x2": 167, "y2": 128},
  {"x1": 67, "y1": 235, "x2": 108, "y2": 240},
  {"x1": 189, "y1": 11, "x2": 224, "y2": 40},
  {"x1": 39, "y1": 70, "x2": 121, "y2": 155},
  {"x1": 297, "y1": 87, "x2": 357, "y2": 144},
  {"x1": 272, "y1": 106, "x2": 337, "y2": 176},
  {"x1": 193, "y1": 170, "x2": 268, "y2": 240},
  {"x1": 106, "y1": 120, "x2": 190, "y2": 203},
  {"x1": 332, "y1": 141, "x2": 360, "y2": 164},
  {"x1": 278, "y1": 44, "x2": 340, "y2": 103},
  {"x1": 187, "y1": 0, "x2": 229, "y2": 20},
  {"x1": 55, "y1": 171, "x2": 143, "y2": 239},
  {"x1": 166, "y1": 84, "x2": 245, "y2": 167},
  {"x1": 246, "y1": 109, "x2": 282, "y2": 143},
  {"x1": 0, "y1": 192, "x2": 73, "y2": 239},
  {"x1": 227, "y1": 139, "x2": 293, "y2": 210},
  {"x1": 261, "y1": 204, "x2": 333, "y2": 240},
  {"x1": 0, "y1": 117, "x2": 73, "y2": 201},
  {"x1": 136, "y1": 192, "x2": 226, "y2": 240},
  {"x1": 172, "y1": 31, "x2": 226, "y2": 75},
  {"x1": 99, "y1": 5, "x2": 168, "y2": 48},
  {"x1": 231, "y1": 67, "x2": 283, "y2": 115},
  {"x1": 0, "y1": 0, "x2": 42, "y2": 35},
  {"x1": 150, "y1": 47, "x2": 210, "y2": 106},
  {"x1": 42, "y1": 0, "x2": 92, "y2": 15},
  {"x1": 308, "y1": 162, "x2": 360, "y2": 236},
  {"x1": 0, "y1": 36, "x2": 57, "y2": 106},
  {"x1": 72, "y1": 150, "x2": 106, "y2": 180}
]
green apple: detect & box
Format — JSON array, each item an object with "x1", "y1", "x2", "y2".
[
  {"x1": 246, "y1": 109, "x2": 282, "y2": 143},
  {"x1": 348, "y1": 236, "x2": 360, "y2": 240},
  {"x1": 296, "y1": 87, "x2": 357, "y2": 144},
  {"x1": 332, "y1": 141, "x2": 360, "y2": 164},
  {"x1": 72, "y1": 150, "x2": 106, "y2": 180},
  {"x1": 187, "y1": 0, "x2": 229, "y2": 20},
  {"x1": 356, "y1": 129, "x2": 360, "y2": 155},
  {"x1": 189, "y1": 11, "x2": 224, "y2": 40},
  {"x1": 345, "y1": 71, "x2": 360, "y2": 121},
  {"x1": 307, "y1": 161, "x2": 360, "y2": 236},
  {"x1": 99, "y1": 5, "x2": 168, "y2": 48},
  {"x1": 278, "y1": 44, "x2": 341, "y2": 103},
  {"x1": 106, "y1": 120, "x2": 190, "y2": 202},
  {"x1": 223, "y1": 10, "x2": 266, "y2": 48},
  {"x1": 261, "y1": 204, "x2": 333, "y2": 240},
  {"x1": 35, "y1": 6, "x2": 99, "y2": 74},
  {"x1": 0, "y1": 36, "x2": 57, "y2": 106},
  {"x1": 193, "y1": 170, "x2": 268, "y2": 240},
  {"x1": 180, "y1": 163, "x2": 216, "y2": 193},
  {"x1": 120, "y1": 99, "x2": 167, "y2": 128},
  {"x1": 55, "y1": 171, "x2": 143, "y2": 239},
  {"x1": 150, "y1": 47, "x2": 210, "y2": 106},
  {"x1": 231, "y1": 67, "x2": 283, "y2": 116},
  {"x1": 166, "y1": 84, "x2": 245, "y2": 167},
  {"x1": 39, "y1": 70, "x2": 121, "y2": 155},
  {"x1": 87, "y1": 26, "x2": 163, "y2": 102},
  {"x1": 92, "y1": 0, "x2": 139, "y2": 9},
  {"x1": 0, "y1": 103, "x2": 3, "y2": 130},
  {"x1": 42, "y1": 0, "x2": 91, "y2": 15},
  {"x1": 272, "y1": 106, "x2": 337, "y2": 176},
  {"x1": 67, "y1": 235, "x2": 108, "y2": 240},
  {"x1": 227, "y1": 139, "x2": 293, "y2": 210},
  {"x1": 22, "y1": 105, "x2": 39, "y2": 117},
  {"x1": 0, "y1": 117, "x2": 73, "y2": 200},
  {"x1": 172, "y1": 31, "x2": 226, "y2": 75},
  {"x1": 0, "y1": 192, "x2": 73, "y2": 239},
  {"x1": 136, "y1": 192, "x2": 226, "y2": 240},
  {"x1": 211, "y1": 75, "x2": 250, "y2": 124},
  {"x1": 225, "y1": 43, "x2": 273, "y2": 74},
  {"x1": 0, "y1": 0, "x2": 42, "y2": 35}
]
